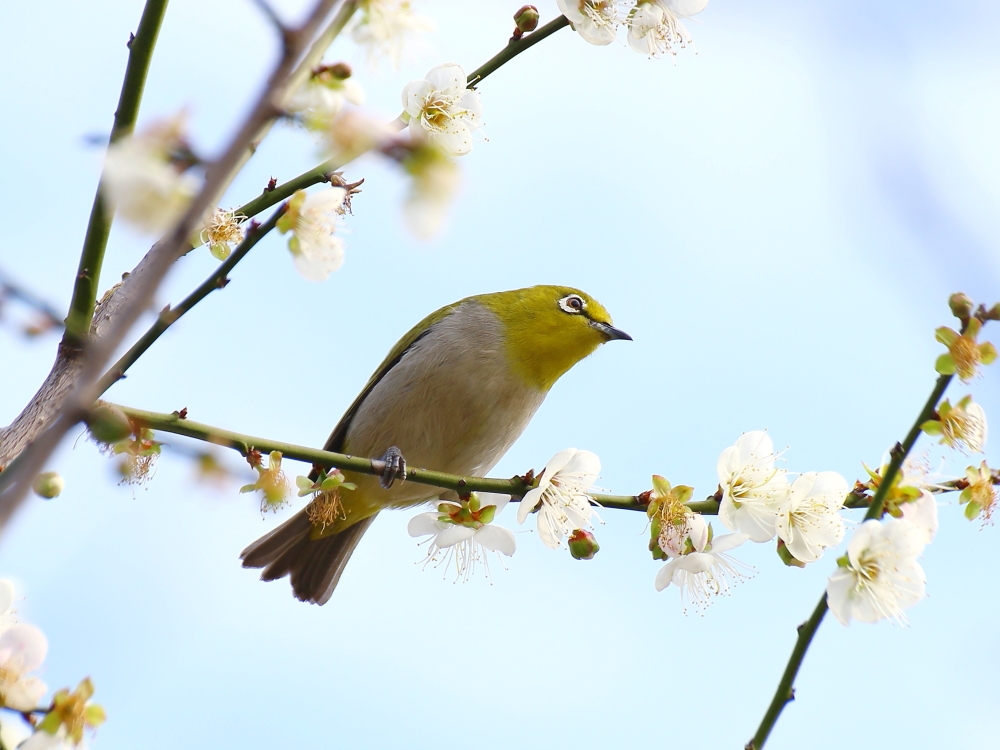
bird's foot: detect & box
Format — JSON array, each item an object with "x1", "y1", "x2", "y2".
[{"x1": 374, "y1": 446, "x2": 407, "y2": 489}]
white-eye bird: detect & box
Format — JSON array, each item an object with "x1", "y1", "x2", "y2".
[{"x1": 240, "y1": 285, "x2": 630, "y2": 604}]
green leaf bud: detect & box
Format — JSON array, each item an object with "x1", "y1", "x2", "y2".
[
  {"x1": 86, "y1": 404, "x2": 133, "y2": 444},
  {"x1": 776, "y1": 539, "x2": 805, "y2": 568},
  {"x1": 33, "y1": 471, "x2": 65, "y2": 499},
  {"x1": 949, "y1": 293, "x2": 975, "y2": 319}
]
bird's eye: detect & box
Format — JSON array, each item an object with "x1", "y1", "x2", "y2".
[{"x1": 558, "y1": 295, "x2": 586, "y2": 314}]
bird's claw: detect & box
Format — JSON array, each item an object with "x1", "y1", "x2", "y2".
[{"x1": 375, "y1": 446, "x2": 407, "y2": 489}]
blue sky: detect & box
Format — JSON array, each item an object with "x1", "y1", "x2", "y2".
[{"x1": 1, "y1": 1, "x2": 999, "y2": 748}]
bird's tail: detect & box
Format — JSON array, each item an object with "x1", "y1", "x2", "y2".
[{"x1": 240, "y1": 510, "x2": 377, "y2": 605}]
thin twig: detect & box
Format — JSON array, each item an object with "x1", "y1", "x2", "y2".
[
  {"x1": 64, "y1": 0, "x2": 171, "y2": 343},
  {"x1": 95, "y1": 207, "x2": 284, "y2": 395},
  {"x1": 467, "y1": 15, "x2": 570, "y2": 87}
]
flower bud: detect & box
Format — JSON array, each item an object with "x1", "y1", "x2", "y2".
[
  {"x1": 87, "y1": 404, "x2": 133, "y2": 444},
  {"x1": 325, "y1": 62, "x2": 353, "y2": 80},
  {"x1": 513, "y1": 5, "x2": 539, "y2": 36},
  {"x1": 33, "y1": 471, "x2": 64, "y2": 499},
  {"x1": 568, "y1": 529, "x2": 600, "y2": 560},
  {"x1": 949, "y1": 293, "x2": 975, "y2": 319},
  {"x1": 776, "y1": 538, "x2": 805, "y2": 568}
]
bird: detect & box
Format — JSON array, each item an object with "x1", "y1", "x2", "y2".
[{"x1": 240, "y1": 285, "x2": 631, "y2": 604}]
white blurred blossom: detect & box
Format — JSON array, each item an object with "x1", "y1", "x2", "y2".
[
  {"x1": 351, "y1": 0, "x2": 434, "y2": 68},
  {"x1": 775, "y1": 471, "x2": 848, "y2": 564},
  {"x1": 287, "y1": 66, "x2": 364, "y2": 131},
  {"x1": 0, "y1": 623, "x2": 48, "y2": 711},
  {"x1": 277, "y1": 188, "x2": 347, "y2": 281},
  {"x1": 517, "y1": 448, "x2": 601, "y2": 549},
  {"x1": 826, "y1": 518, "x2": 926, "y2": 626},
  {"x1": 717, "y1": 431, "x2": 789, "y2": 543},
  {"x1": 402, "y1": 63, "x2": 483, "y2": 157},
  {"x1": 102, "y1": 113, "x2": 199, "y2": 234},
  {"x1": 401, "y1": 144, "x2": 461, "y2": 240}
]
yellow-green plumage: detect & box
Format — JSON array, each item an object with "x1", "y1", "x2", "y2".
[{"x1": 240, "y1": 285, "x2": 628, "y2": 604}]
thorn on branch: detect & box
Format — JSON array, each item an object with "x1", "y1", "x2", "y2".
[
  {"x1": 888, "y1": 441, "x2": 905, "y2": 462},
  {"x1": 216, "y1": 277, "x2": 231, "y2": 289},
  {"x1": 127, "y1": 32, "x2": 135, "y2": 49},
  {"x1": 176, "y1": 408, "x2": 188, "y2": 420},
  {"x1": 265, "y1": 177, "x2": 277, "y2": 193}
]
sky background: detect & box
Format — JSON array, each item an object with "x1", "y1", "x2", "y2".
[{"x1": 1, "y1": 0, "x2": 999, "y2": 748}]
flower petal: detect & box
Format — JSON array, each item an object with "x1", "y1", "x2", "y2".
[{"x1": 474, "y1": 525, "x2": 516, "y2": 556}]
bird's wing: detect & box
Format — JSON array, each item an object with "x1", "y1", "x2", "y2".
[{"x1": 321, "y1": 299, "x2": 467, "y2": 453}]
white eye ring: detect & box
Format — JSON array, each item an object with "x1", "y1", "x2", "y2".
[{"x1": 558, "y1": 294, "x2": 586, "y2": 314}]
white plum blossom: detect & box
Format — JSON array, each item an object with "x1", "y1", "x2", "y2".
[
  {"x1": 518, "y1": 449, "x2": 601, "y2": 549},
  {"x1": 408, "y1": 500, "x2": 516, "y2": 582},
  {"x1": 102, "y1": 113, "x2": 199, "y2": 234},
  {"x1": 655, "y1": 516, "x2": 752, "y2": 613},
  {"x1": 826, "y1": 518, "x2": 927, "y2": 626},
  {"x1": 0, "y1": 623, "x2": 48, "y2": 711},
  {"x1": 775, "y1": 471, "x2": 848, "y2": 564},
  {"x1": 627, "y1": 0, "x2": 707, "y2": 58},
  {"x1": 558, "y1": 0, "x2": 625, "y2": 45},
  {"x1": 351, "y1": 0, "x2": 434, "y2": 68},
  {"x1": 277, "y1": 188, "x2": 348, "y2": 281},
  {"x1": 717, "y1": 431, "x2": 790, "y2": 543},
  {"x1": 402, "y1": 63, "x2": 483, "y2": 157}
]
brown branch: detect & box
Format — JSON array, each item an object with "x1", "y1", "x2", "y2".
[{"x1": 0, "y1": 0, "x2": 345, "y2": 527}]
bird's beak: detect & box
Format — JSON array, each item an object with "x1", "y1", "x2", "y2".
[{"x1": 591, "y1": 320, "x2": 633, "y2": 341}]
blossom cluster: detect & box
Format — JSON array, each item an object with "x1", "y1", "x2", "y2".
[{"x1": 558, "y1": 0, "x2": 708, "y2": 59}]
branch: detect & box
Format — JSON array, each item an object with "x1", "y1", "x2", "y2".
[
  {"x1": 94, "y1": 207, "x2": 284, "y2": 395},
  {"x1": 0, "y1": 0, "x2": 345, "y2": 524},
  {"x1": 108, "y1": 403, "x2": 702, "y2": 512},
  {"x1": 746, "y1": 373, "x2": 956, "y2": 748},
  {"x1": 64, "y1": 0, "x2": 171, "y2": 343},
  {"x1": 466, "y1": 15, "x2": 570, "y2": 87},
  {"x1": 0, "y1": 268, "x2": 64, "y2": 333},
  {"x1": 745, "y1": 594, "x2": 828, "y2": 750}
]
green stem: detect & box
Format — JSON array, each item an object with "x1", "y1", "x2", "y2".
[
  {"x1": 110, "y1": 403, "x2": 700, "y2": 511},
  {"x1": 237, "y1": 158, "x2": 343, "y2": 220},
  {"x1": 746, "y1": 594, "x2": 828, "y2": 750},
  {"x1": 64, "y1": 0, "x2": 171, "y2": 343},
  {"x1": 467, "y1": 15, "x2": 570, "y2": 87},
  {"x1": 95, "y1": 208, "x2": 284, "y2": 395},
  {"x1": 748, "y1": 371, "x2": 955, "y2": 749},
  {"x1": 864, "y1": 373, "x2": 952, "y2": 520}
]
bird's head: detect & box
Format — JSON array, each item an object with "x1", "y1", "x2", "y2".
[{"x1": 477, "y1": 285, "x2": 631, "y2": 392}]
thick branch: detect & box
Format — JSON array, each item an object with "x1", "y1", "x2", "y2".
[
  {"x1": 64, "y1": 0, "x2": 170, "y2": 343},
  {"x1": 0, "y1": 0, "x2": 345, "y2": 525}
]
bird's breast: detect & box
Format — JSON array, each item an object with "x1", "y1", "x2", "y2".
[{"x1": 342, "y1": 301, "x2": 545, "y2": 508}]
